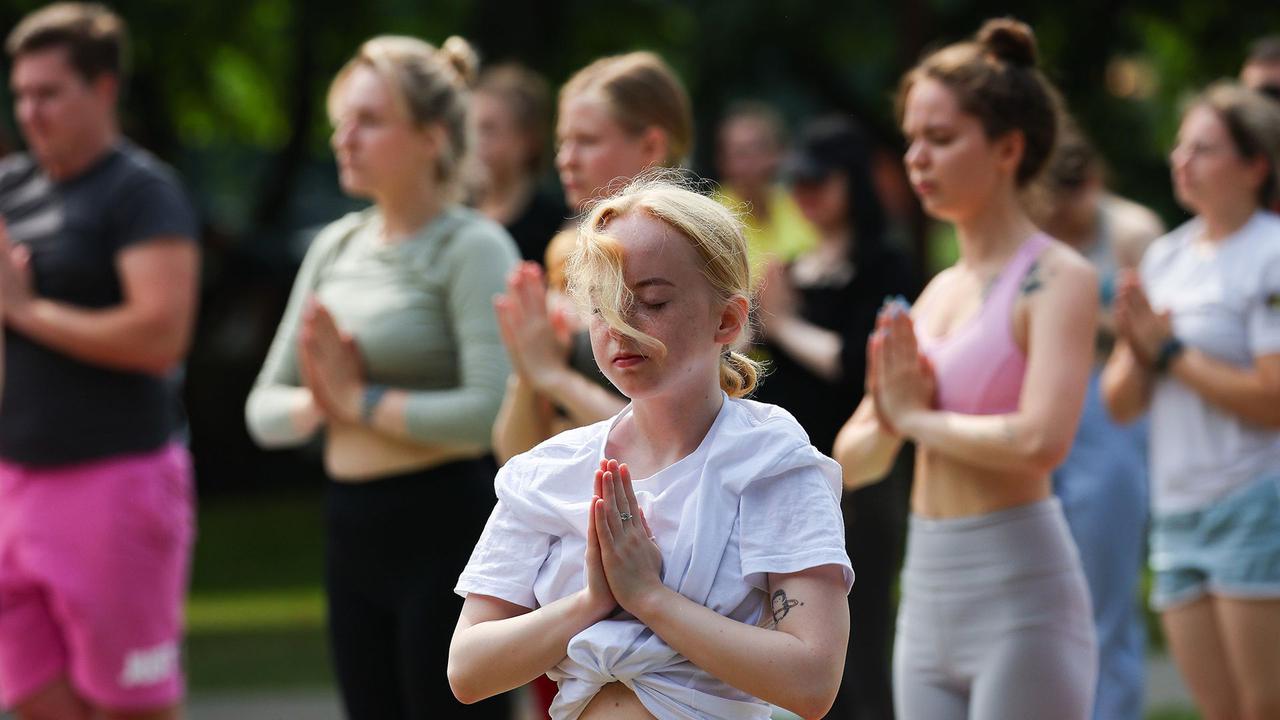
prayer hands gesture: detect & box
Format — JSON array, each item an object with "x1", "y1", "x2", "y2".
[
  {"x1": 493, "y1": 262, "x2": 572, "y2": 392},
  {"x1": 1113, "y1": 270, "x2": 1172, "y2": 365},
  {"x1": 583, "y1": 458, "x2": 664, "y2": 619},
  {"x1": 869, "y1": 301, "x2": 935, "y2": 434},
  {"x1": 299, "y1": 298, "x2": 365, "y2": 424}
]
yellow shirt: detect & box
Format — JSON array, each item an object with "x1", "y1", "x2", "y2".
[{"x1": 715, "y1": 185, "x2": 819, "y2": 284}]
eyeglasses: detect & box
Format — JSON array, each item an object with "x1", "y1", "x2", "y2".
[{"x1": 1170, "y1": 141, "x2": 1235, "y2": 161}]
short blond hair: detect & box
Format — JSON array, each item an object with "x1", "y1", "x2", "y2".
[
  {"x1": 560, "y1": 52, "x2": 693, "y2": 167},
  {"x1": 565, "y1": 172, "x2": 761, "y2": 398},
  {"x1": 327, "y1": 35, "x2": 478, "y2": 194}
]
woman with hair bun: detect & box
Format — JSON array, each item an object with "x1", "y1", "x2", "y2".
[
  {"x1": 835, "y1": 19, "x2": 1099, "y2": 719},
  {"x1": 245, "y1": 35, "x2": 518, "y2": 719},
  {"x1": 450, "y1": 175, "x2": 854, "y2": 720}
]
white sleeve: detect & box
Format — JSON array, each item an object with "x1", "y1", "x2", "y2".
[
  {"x1": 1248, "y1": 256, "x2": 1280, "y2": 356},
  {"x1": 454, "y1": 467, "x2": 550, "y2": 609},
  {"x1": 737, "y1": 449, "x2": 853, "y2": 594}
]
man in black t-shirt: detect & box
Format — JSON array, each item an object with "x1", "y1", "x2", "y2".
[{"x1": 0, "y1": 5, "x2": 198, "y2": 719}]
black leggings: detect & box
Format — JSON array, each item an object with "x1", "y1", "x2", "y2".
[
  {"x1": 828, "y1": 453, "x2": 911, "y2": 720},
  {"x1": 325, "y1": 457, "x2": 511, "y2": 720}
]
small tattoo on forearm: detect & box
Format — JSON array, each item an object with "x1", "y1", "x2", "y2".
[{"x1": 759, "y1": 589, "x2": 803, "y2": 630}]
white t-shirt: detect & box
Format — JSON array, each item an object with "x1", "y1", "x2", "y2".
[
  {"x1": 455, "y1": 395, "x2": 853, "y2": 720},
  {"x1": 1141, "y1": 211, "x2": 1280, "y2": 515}
]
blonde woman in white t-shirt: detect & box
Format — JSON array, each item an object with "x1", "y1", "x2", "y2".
[
  {"x1": 448, "y1": 175, "x2": 854, "y2": 720},
  {"x1": 1103, "y1": 81, "x2": 1280, "y2": 720}
]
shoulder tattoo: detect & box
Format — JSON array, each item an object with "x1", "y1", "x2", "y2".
[{"x1": 1020, "y1": 260, "x2": 1046, "y2": 296}]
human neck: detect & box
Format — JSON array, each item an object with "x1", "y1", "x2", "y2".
[
  {"x1": 42, "y1": 123, "x2": 118, "y2": 181},
  {"x1": 818, "y1": 221, "x2": 851, "y2": 249},
  {"x1": 478, "y1": 171, "x2": 533, "y2": 225},
  {"x1": 622, "y1": 381, "x2": 724, "y2": 476},
  {"x1": 376, "y1": 180, "x2": 444, "y2": 243},
  {"x1": 954, "y1": 189, "x2": 1039, "y2": 272},
  {"x1": 1200, "y1": 198, "x2": 1257, "y2": 243}
]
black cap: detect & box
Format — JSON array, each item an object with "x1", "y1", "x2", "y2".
[{"x1": 781, "y1": 116, "x2": 869, "y2": 185}]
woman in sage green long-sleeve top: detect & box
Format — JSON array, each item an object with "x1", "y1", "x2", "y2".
[{"x1": 244, "y1": 35, "x2": 517, "y2": 720}]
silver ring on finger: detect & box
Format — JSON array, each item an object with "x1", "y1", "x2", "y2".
[{"x1": 618, "y1": 511, "x2": 633, "y2": 522}]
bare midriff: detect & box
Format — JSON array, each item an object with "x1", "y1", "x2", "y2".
[
  {"x1": 324, "y1": 423, "x2": 484, "y2": 481},
  {"x1": 579, "y1": 682, "x2": 656, "y2": 719},
  {"x1": 911, "y1": 446, "x2": 1051, "y2": 519}
]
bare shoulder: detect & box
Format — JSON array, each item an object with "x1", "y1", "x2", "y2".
[
  {"x1": 1105, "y1": 195, "x2": 1165, "y2": 268},
  {"x1": 1020, "y1": 241, "x2": 1096, "y2": 300},
  {"x1": 1106, "y1": 195, "x2": 1165, "y2": 241}
]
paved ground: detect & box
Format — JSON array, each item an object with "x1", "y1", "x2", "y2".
[{"x1": 174, "y1": 655, "x2": 1195, "y2": 720}]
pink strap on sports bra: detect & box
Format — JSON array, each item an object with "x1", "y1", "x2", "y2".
[{"x1": 918, "y1": 233, "x2": 1053, "y2": 415}]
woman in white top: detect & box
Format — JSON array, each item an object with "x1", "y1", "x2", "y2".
[
  {"x1": 449, "y1": 175, "x2": 853, "y2": 720},
  {"x1": 1103, "y1": 81, "x2": 1280, "y2": 720}
]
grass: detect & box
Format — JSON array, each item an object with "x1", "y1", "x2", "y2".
[
  {"x1": 184, "y1": 491, "x2": 1200, "y2": 718},
  {"x1": 186, "y1": 490, "x2": 333, "y2": 691},
  {"x1": 1146, "y1": 710, "x2": 1201, "y2": 720}
]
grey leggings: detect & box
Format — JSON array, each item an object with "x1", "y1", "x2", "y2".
[{"x1": 894, "y1": 497, "x2": 1097, "y2": 720}]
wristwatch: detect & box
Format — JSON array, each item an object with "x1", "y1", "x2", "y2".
[{"x1": 1153, "y1": 336, "x2": 1185, "y2": 374}]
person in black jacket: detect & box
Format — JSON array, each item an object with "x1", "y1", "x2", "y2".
[{"x1": 754, "y1": 115, "x2": 918, "y2": 720}]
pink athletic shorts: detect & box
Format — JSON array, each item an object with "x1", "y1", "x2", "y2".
[{"x1": 0, "y1": 443, "x2": 194, "y2": 711}]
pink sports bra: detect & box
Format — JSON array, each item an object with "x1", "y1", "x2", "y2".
[{"x1": 916, "y1": 233, "x2": 1052, "y2": 416}]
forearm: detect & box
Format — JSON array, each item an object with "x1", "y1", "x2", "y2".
[
  {"x1": 1101, "y1": 342, "x2": 1152, "y2": 423},
  {"x1": 448, "y1": 591, "x2": 605, "y2": 704},
  {"x1": 9, "y1": 297, "x2": 190, "y2": 374},
  {"x1": 374, "y1": 384, "x2": 504, "y2": 447},
  {"x1": 1170, "y1": 349, "x2": 1280, "y2": 427},
  {"x1": 833, "y1": 404, "x2": 904, "y2": 488},
  {"x1": 245, "y1": 385, "x2": 325, "y2": 448},
  {"x1": 633, "y1": 586, "x2": 844, "y2": 719},
  {"x1": 898, "y1": 408, "x2": 1067, "y2": 476},
  {"x1": 537, "y1": 367, "x2": 627, "y2": 426},
  {"x1": 765, "y1": 316, "x2": 842, "y2": 382},
  {"x1": 492, "y1": 374, "x2": 555, "y2": 464}
]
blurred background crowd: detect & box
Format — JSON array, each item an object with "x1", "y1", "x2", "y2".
[{"x1": 2, "y1": 1, "x2": 1279, "y2": 719}]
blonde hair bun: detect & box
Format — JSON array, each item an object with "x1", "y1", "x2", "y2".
[{"x1": 440, "y1": 35, "x2": 479, "y2": 88}]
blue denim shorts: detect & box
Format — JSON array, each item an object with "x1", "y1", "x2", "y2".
[{"x1": 1150, "y1": 473, "x2": 1280, "y2": 610}]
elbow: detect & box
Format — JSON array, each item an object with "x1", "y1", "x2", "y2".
[
  {"x1": 446, "y1": 659, "x2": 486, "y2": 705},
  {"x1": 833, "y1": 438, "x2": 890, "y2": 490},
  {"x1": 839, "y1": 460, "x2": 886, "y2": 491},
  {"x1": 1023, "y1": 433, "x2": 1071, "y2": 475},
  {"x1": 243, "y1": 389, "x2": 306, "y2": 450},
  {"x1": 780, "y1": 653, "x2": 842, "y2": 720},
  {"x1": 784, "y1": 679, "x2": 840, "y2": 720},
  {"x1": 790, "y1": 697, "x2": 836, "y2": 720},
  {"x1": 136, "y1": 344, "x2": 185, "y2": 376},
  {"x1": 137, "y1": 317, "x2": 192, "y2": 375},
  {"x1": 1101, "y1": 391, "x2": 1142, "y2": 425}
]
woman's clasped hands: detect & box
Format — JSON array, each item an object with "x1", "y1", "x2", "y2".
[
  {"x1": 494, "y1": 261, "x2": 574, "y2": 393},
  {"x1": 867, "y1": 298, "x2": 936, "y2": 436},
  {"x1": 299, "y1": 297, "x2": 366, "y2": 424},
  {"x1": 1112, "y1": 270, "x2": 1173, "y2": 365},
  {"x1": 582, "y1": 458, "x2": 665, "y2": 622}
]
